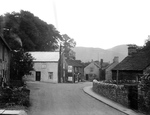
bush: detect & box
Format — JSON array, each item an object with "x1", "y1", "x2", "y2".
[
  {"x1": 12, "y1": 87, "x2": 30, "y2": 107},
  {"x1": 0, "y1": 87, "x2": 30, "y2": 107},
  {"x1": 138, "y1": 74, "x2": 150, "y2": 114}
]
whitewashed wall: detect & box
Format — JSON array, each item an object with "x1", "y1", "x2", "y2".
[
  {"x1": 84, "y1": 63, "x2": 99, "y2": 78},
  {"x1": 26, "y1": 62, "x2": 58, "y2": 83}
]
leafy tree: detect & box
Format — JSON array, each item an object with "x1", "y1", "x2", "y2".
[
  {"x1": 142, "y1": 37, "x2": 150, "y2": 51},
  {"x1": 1, "y1": 10, "x2": 62, "y2": 51},
  {"x1": 62, "y1": 34, "x2": 76, "y2": 59},
  {"x1": 10, "y1": 49, "x2": 34, "y2": 80}
]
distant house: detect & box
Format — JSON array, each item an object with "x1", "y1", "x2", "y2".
[
  {"x1": 112, "y1": 46, "x2": 150, "y2": 81},
  {"x1": 84, "y1": 60, "x2": 109, "y2": 81},
  {"x1": 105, "y1": 57, "x2": 119, "y2": 80},
  {"x1": 84, "y1": 60, "x2": 100, "y2": 81},
  {"x1": 26, "y1": 52, "x2": 61, "y2": 83},
  {"x1": 65, "y1": 59, "x2": 83, "y2": 83},
  {"x1": 0, "y1": 36, "x2": 11, "y2": 87}
]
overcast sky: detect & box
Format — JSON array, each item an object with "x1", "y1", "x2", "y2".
[{"x1": 0, "y1": 0, "x2": 150, "y2": 49}]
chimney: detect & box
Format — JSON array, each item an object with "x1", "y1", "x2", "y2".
[
  {"x1": 113, "y1": 56, "x2": 119, "y2": 63},
  {"x1": 128, "y1": 45, "x2": 137, "y2": 55}
]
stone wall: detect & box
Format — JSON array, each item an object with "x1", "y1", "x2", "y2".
[{"x1": 93, "y1": 80, "x2": 129, "y2": 107}]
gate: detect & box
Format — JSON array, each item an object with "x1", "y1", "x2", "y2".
[{"x1": 127, "y1": 85, "x2": 138, "y2": 110}]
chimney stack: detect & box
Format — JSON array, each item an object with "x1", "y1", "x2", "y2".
[
  {"x1": 128, "y1": 44, "x2": 137, "y2": 55},
  {"x1": 113, "y1": 56, "x2": 119, "y2": 63}
]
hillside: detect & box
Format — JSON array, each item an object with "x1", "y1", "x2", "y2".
[{"x1": 72, "y1": 45, "x2": 128, "y2": 63}]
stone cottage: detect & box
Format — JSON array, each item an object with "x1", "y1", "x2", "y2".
[
  {"x1": 84, "y1": 60, "x2": 109, "y2": 81},
  {"x1": 84, "y1": 60, "x2": 100, "y2": 81},
  {"x1": 112, "y1": 46, "x2": 150, "y2": 82}
]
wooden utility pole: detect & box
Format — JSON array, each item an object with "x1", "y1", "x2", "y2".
[{"x1": 59, "y1": 44, "x2": 63, "y2": 83}]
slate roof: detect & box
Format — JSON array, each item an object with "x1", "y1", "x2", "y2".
[
  {"x1": 29, "y1": 52, "x2": 60, "y2": 62},
  {"x1": 112, "y1": 51, "x2": 150, "y2": 71},
  {"x1": 66, "y1": 59, "x2": 83, "y2": 67}
]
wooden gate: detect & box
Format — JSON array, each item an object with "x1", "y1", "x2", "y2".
[{"x1": 128, "y1": 85, "x2": 138, "y2": 110}]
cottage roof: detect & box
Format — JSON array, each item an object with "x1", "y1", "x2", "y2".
[
  {"x1": 0, "y1": 36, "x2": 11, "y2": 50},
  {"x1": 29, "y1": 52, "x2": 60, "y2": 62},
  {"x1": 112, "y1": 51, "x2": 150, "y2": 71},
  {"x1": 66, "y1": 59, "x2": 83, "y2": 67}
]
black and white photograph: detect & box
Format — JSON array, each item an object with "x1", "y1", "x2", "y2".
[{"x1": 0, "y1": 0, "x2": 150, "y2": 115}]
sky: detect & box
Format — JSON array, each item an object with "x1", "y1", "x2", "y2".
[{"x1": 0, "y1": 0, "x2": 150, "y2": 49}]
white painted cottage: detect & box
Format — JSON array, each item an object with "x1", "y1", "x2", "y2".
[
  {"x1": 26, "y1": 52, "x2": 60, "y2": 83},
  {"x1": 84, "y1": 61, "x2": 100, "y2": 81}
]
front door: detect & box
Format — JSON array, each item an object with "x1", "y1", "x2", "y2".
[
  {"x1": 36, "y1": 71, "x2": 41, "y2": 81},
  {"x1": 86, "y1": 74, "x2": 89, "y2": 80}
]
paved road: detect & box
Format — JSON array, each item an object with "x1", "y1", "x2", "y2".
[{"x1": 27, "y1": 81, "x2": 126, "y2": 115}]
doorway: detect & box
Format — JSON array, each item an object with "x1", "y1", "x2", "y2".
[
  {"x1": 86, "y1": 74, "x2": 89, "y2": 80},
  {"x1": 36, "y1": 71, "x2": 41, "y2": 81}
]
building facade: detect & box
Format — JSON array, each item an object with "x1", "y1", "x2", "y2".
[
  {"x1": 26, "y1": 52, "x2": 60, "y2": 83},
  {"x1": 0, "y1": 36, "x2": 11, "y2": 86},
  {"x1": 65, "y1": 59, "x2": 83, "y2": 83},
  {"x1": 105, "y1": 57, "x2": 119, "y2": 80},
  {"x1": 112, "y1": 46, "x2": 150, "y2": 82},
  {"x1": 84, "y1": 61, "x2": 100, "y2": 81}
]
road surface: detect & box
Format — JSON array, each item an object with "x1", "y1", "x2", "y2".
[{"x1": 27, "y1": 81, "x2": 126, "y2": 115}]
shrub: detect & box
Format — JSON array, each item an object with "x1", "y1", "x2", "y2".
[
  {"x1": 138, "y1": 74, "x2": 150, "y2": 114},
  {"x1": 0, "y1": 87, "x2": 30, "y2": 107}
]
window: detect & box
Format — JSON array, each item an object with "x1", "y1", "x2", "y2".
[
  {"x1": 68, "y1": 66, "x2": 72, "y2": 72},
  {"x1": 48, "y1": 72, "x2": 53, "y2": 79}
]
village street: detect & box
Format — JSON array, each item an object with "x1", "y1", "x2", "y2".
[{"x1": 27, "y1": 81, "x2": 126, "y2": 115}]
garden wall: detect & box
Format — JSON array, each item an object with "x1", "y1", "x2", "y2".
[{"x1": 93, "y1": 80, "x2": 129, "y2": 107}]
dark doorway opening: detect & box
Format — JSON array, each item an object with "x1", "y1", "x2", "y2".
[
  {"x1": 86, "y1": 74, "x2": 89, "y2": 80},
  {"x1": 36, "y1": 71, "x2": 41, "y2": 81},
  {"x1": 127, "y1": 85, "x2": 138, "y2": 110}
]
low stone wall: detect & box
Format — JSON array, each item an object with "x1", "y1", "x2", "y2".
[{"x1": 93, "y1": 80, "x2": 129, "y2": 107}]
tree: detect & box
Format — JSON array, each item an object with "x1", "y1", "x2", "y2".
[
  {"x1": 1, "y1": 10, "x2": 62, "y2": 51},
  {"x1": 10, "y1": 49, "x2": 34, "y2": 80},
  {"x1": 142, "y1": 36, "x2": 150, "y2": 51},
  {"x1": 62, "y1": 34, "x2": 76, "y2": 59}
]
